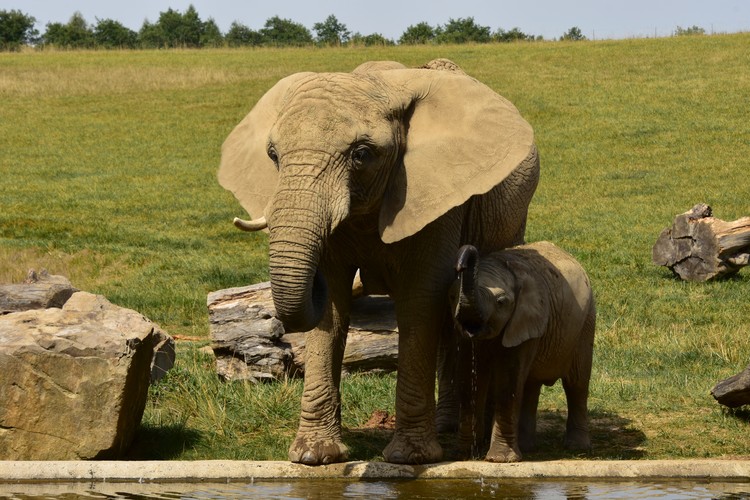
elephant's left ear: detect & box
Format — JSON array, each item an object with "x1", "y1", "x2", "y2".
[
  {"x1": 378, "y1": 70, "x2": 535, "y2": 244},
  {"x1": 502, "y1": 265, "x2": 549, "y2": 348}
]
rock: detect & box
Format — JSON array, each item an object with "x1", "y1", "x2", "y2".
[
  {"x1": 149, "y1": 327, "x2": 175, "y2": 383},
  {"x1": 711, "y1": 364, "x2": 750, "y2": 408},
  {"x1": 0, "y1": 269, "x2": 77, "y2": 314},
  {"x1": 653, "y1": 204, "x2": 750, "y2": 281},
  {"x1": 207, "y1": 282, "x2": 398, "y2": 382},
  {"x1": 0, "y1": 291, "x2": 166, "y2": 460}
]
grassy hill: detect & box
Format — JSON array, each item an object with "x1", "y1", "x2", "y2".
[{"x1": 1, "y1": 34, "x2": 748, "y2": 460}]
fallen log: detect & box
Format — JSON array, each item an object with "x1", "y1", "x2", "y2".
[
  {"x1": 652, "y1": 204, "x2": 750, "y2": 281},
  {"x1": 207, "y1": 282, "x2": 398, "y2": 382},
  {"x1": 0, "y1": 269, "x2": 78, "y2": 314},
  {"x1": 711, "y1": 364, "x2": 750, "y2": 408}
]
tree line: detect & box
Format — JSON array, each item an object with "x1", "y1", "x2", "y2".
[{"x1": 0, "y1": 5, "x2": 601, "y2": 51}]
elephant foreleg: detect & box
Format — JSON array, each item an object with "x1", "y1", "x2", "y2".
[{"x1": 288, "y1": 269, "x2": 353, "y2": 465}]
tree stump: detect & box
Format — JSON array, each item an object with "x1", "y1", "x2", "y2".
[
  {"x1": 207, "y1": 282, "x2": 398, "y2": 382},
  {"x1": 652, "y1": 204, "x2": 750, "y2": 281},
  {"x1": 711, "y1": 364, "x2": 750, "y2": 408}
]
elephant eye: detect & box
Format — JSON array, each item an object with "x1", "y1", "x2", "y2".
[
  {"x1": 351, "y1": 145, "x2": 372, "y2": 166},
  {"x1": 267, "y1": 146, "x2": 279, "y2": 167}
]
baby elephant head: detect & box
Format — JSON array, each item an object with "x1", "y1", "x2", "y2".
[{"x1": 450, "y1": 245, "x2": 549, "y2": 347}]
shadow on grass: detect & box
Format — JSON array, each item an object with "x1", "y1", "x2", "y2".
[
  {"x1": 344, "y1": 409, "x2": 646, "y2": 462},
  {"x1": 125, "y1": 423, "x2": 202, "y2": 460},
  {"x1": 525, "y1": 409, "x2": 647, "y2": 461},
  {"x1": 723, "y1": 406, "x2": 750, "y2": 423}
]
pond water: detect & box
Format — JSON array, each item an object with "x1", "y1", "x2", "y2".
[{"x1": 1, "y1": 479, "x2": 749, "y2": 500}]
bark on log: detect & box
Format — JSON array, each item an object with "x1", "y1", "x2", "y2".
[
  {"x1": 711, "y1": 364, "x2": 750, "y2": 408},
  {"x1": 0, "y1": 270, "x2": 78, "y2": 315},
  {"x1": 207, "y1": 282, "x2": 398, "y2": 382},
  {"x1": 652, "y1": 204, "x2": 750, "y2": 281}
]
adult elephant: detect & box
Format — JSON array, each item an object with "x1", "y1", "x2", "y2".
[{"x1": 218, "y1": 59, "x2": 540, "y2": 465}]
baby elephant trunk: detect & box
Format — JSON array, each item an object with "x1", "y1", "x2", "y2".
[{"x1": 454, "y1": 245, "x2": 486, "y2": 338}]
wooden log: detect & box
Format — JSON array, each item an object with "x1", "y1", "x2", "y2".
[
  {"x1": 711, "y1": 364, "x2": 750, "y2": 408},
  {"x1": 207, "y1": 282, "x2": 398, "y2": 382},
  {"x1": 652, "y1": 204, "x2": 750, "y2": 281},
  {"x1": 0, "y1": 269, "x2": 78, "y2": 315}
]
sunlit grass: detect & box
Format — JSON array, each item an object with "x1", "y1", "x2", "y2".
[{"x1": 1, "y1": 35, "x2": 749, "y2": 460}]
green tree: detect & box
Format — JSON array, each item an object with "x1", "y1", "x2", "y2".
[
  {"x1": 157, "y1": 6, "x2": 201, "y2": 47},
  {"x1": 494, "y1": 27, "x2": 535, "y2": 42},
  {"x1": 561, "y1": 26, "x2": 587, "y2": 41},
  {"x1": 138, "y1": 20, "x2": 163, "y2": 48},
  {"x1": 675, "y1": 25, "x2": 705, "y2": 36},
  {"x1": 398, "y1": 22, "x2": 435, "y2": 44},
  {"x1": 201, "y1": 18, "x2": 224, "y2": 47},
  {"x1": 435, "y1": 17, "x2": 491, "y2": 44},
  {"x1": 313, "y1": 14, "x2": 350, "y2": 46},
  {"x1": 43, "y1": 12, "x2": 94, "y2": 49},
  {"x1": 260, "y1": 16, "x2": 313, "y2": 47},
  {"x1": 0, "y1": 9, "x2": 38, "y2": 50},
  {"x1": 93, "y1": 18, "x2": 137, "y2": 49},
  {"x1": 350, "y1": 32, "x2": 394, "y2": 46},
  {"x1": 225, "y1": 21, "x2": 262, "y2": 47}
]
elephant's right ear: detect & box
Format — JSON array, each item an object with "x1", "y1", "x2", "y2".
[
  {"x1": 502, "y1": 265, "x2": 549, "y2": 348},
  {"x1": 218, "y1": 73, "x2": 314, "y2": 220}
]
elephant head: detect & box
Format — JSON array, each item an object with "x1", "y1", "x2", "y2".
[
  {"x1": 219, "y1": 64, "x2": 534, "y2": 333},
  {"x1": 451, "y1": 245, "x2": 549, "y2": 347}
]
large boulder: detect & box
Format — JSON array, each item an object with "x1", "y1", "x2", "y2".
[{"x1": 0, "y1": 291, "x2": 171, "y2": 460}]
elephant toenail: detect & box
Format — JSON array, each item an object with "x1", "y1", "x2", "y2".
[{"x1": 301, "y1": 451, "x2": 318, "y2": 465}]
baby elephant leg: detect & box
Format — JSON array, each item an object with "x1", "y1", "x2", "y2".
[
  {"x1": 563, "y1": 311, "x2": 595, "y2": 451},
  {"x1": 485, "y1": 354, "x2": 528, "y2": 462},
  {"x1": 519, "y1": 381, "x2": 542, "y2": 453}
]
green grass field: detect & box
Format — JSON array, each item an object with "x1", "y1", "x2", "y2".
[{"x1": 1, "y1": 35, "x2": 749, "y2": 461}]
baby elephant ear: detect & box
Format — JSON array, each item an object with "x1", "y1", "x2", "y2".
[
  {"x1": 218, "y1": 73, "x2": 314, "y2": 221},
  {"x1": 502, "y1": 264, "x2": 549, "y2": 348},
  {"x1": 378, "y1": 69, "x2": 535, "y2": 244}
]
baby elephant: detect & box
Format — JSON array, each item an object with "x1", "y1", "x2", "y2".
[{"x1": 448, "y1": 241, "x2": 595, "y2": 462}]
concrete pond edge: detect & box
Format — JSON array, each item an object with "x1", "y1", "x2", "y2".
[{"x1": 1, "y1": 460, "x2": 750, "y2": 484}]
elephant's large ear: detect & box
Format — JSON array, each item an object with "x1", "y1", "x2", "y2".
[
  {"x1": 378, "y1": 70, "x2": 535, "y2": 244},
  {"x1": 218, "y1": 73, "x2": 314, "y2": 220},
  {"x1": 502, "y1": 265, "x2": 549, "y2": 348}
]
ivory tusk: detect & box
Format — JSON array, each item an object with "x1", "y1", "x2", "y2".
[{"x1": 233, "y1": 216, "x2": 267, "y2": 231}]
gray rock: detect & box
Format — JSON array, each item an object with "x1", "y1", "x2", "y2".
[
  {"x1": 712, "y1": 363, "x2": 750, "y2": 408},
  {"x1": 0, "y1": 269, "x2": 77, "y2": 314},
  {"x1": 0, "y1": 291, "x2": 167, "y2": 459}
]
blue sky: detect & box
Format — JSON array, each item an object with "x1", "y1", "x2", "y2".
[{"x1": 4, "y1": 0, "x2": 749, "y2": 41}]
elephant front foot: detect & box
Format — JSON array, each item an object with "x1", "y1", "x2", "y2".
[
  {"x1": 288, "y1": 434, "x2": 349, "y2": 465},
  {"x1": 485, "y1": 442, "x2": 522, "y2": 463},
  {"x1": 383, "y1": 431, "x2": 443, "y2": 464},
  {"x1": 564, "y1": 428, "x2": 591, "y2": 452}
]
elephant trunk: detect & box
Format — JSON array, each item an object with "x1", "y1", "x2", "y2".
[
  {"x1": 267, "y1": 169, "x2": 348, "y2": 333},
  {"x1": 269, "y1": 226, "x2": 328, "y2": 333},
  {"x1": 454, "y1": 245, "x2": 486, "y2": 337}
]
